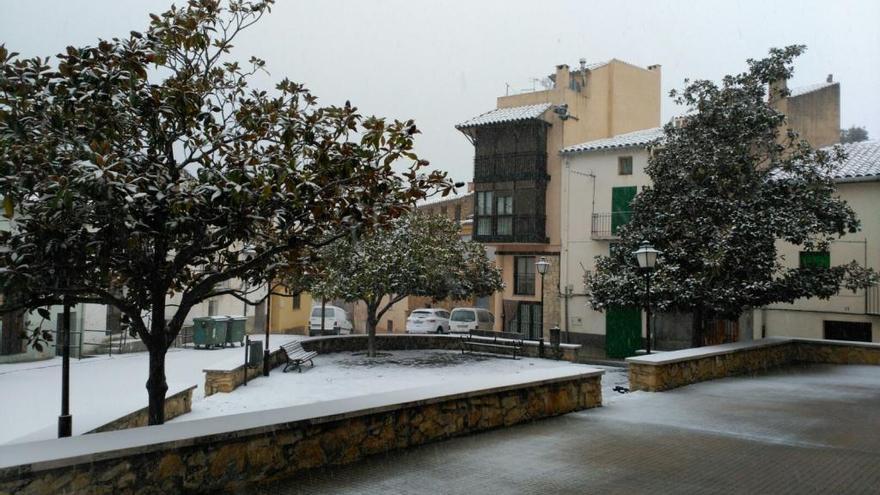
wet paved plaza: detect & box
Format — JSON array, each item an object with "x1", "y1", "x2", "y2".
[{"x1": 250, "y1": 364, "x2": 880, "y2": 494}]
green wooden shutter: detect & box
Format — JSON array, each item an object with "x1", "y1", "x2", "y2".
[
  {"x1": 799, "y1": 251, "x2": 830, "y2": 269},
  {"x1": 611, "y1": 186, "x2": 637, "y2": 234}
]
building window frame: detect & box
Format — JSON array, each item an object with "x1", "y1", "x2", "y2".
[
  {"x1": 618, "y1": 156, "x2": 633, "y2": 175},
  {"x1": 514, "y1": 256, "x2": 536, "y2": 296},
  {"x1": 292, "y1": 293, "x2": 301, "y2": 310},
  {"x1": 475, "y1": 191, "x2": 494, "y2": 236},
  {"x1": 495, "y1": 194, "x2": 513, "y2": 235}
]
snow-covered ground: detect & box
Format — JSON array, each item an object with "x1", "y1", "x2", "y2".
[
  {"x1": 172, "y1": 350, "x2": 606, "y2": 422},
  {"x1": 0, "y1": 334, "x2": 302, "y2": 445}
]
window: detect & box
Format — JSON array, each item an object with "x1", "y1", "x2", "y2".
[
  {"x1": 475, "y1": 191, "x2": 494, "y2": 236},
  {"x1": 611, "y1": 186, "x2": 637, "y2": 234},
  {"x1": 800, "y1": 251, "x2": 830, "y2": 269},
  {"x1": 292, "y1": 293, "x2": 301, "y2": 310},
  {"x1": 496, "y1": 195, "x2": 513, "y2": 235},
  {"x1": 824, "y1": 321, "x2": 871, "y2": 342},
  {"x1": 514, "y1": 256, "x2": 536, "y2": 295},
  {"x1": 208, "y1": 300, "x2": 218, "y2": 316},
  {"x1": 618, "y1": 156, "x2": 633, "y2": 175},
  {"x1": 450, "y1": 309, "x2": 476, "y2": 322}
]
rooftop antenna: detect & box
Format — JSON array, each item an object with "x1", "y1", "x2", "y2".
[{"x1": 505, "y1": 83, "x2": 511, "y2": 96}]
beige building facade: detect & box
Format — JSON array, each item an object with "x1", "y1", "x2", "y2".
[{"x1": 457, "y1": 60, "x2": 661, "y2": 339}]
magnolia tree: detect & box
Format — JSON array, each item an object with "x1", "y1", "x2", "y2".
[
  {"x1": 0, "y1": 0, "x2": 449, "y2": 424},
  {"x1": 587, "y1": 45, "x2": 877, "y2": 346},
  {"x1": 311, "y1": 214, "x2": 502, "y2": 357}
]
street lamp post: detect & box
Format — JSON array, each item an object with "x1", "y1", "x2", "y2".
[
  {"x1": 263, "y1": 284, "x2": 271, "y2": 377},
  {"x1": 632, "y1": 241, "x2": 661, "y2": 354},
  {"x1": 535, "y1": 257, "x2": 550, "y2": 341},
  {"x1": 58, "y1": 298, "x2": 72, "y2": 438}
]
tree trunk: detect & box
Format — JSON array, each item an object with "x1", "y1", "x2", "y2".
[
  {"x1": 146, "y1": 346, "x2": 168, "y2": 425},
  {"x1": 146, "y1": 296, "x2": 169, "y2": 425},
  {"x1": 366, "y1": 303, "x2": 378, "y2": 358}
]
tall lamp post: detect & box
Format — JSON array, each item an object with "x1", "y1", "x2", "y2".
[
  {"x1": 241, "y1": 246, "x2": 271, "y2": 377},
  {"x1": 535, "y1": 257, "x2": 550, "y2": 340},
  {"x1": 632, "y1": 241, "x2": 661, "y2": 354}
]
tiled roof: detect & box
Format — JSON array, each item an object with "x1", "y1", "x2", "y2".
[
  {"x1": 827, "y1": 140, "x2": 880, "y2": 181},
  {"x1": 561, "y1": 127, "x2": 665, "y2": 154},
  {"x1": 789, "y1": 81, "x2": 838, "y2": 98},
  {"x1": 456, "y1": 103, "x2": 552, "y2": 130}
]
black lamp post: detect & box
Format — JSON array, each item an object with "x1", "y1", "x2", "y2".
[
  {"x1": 632, "y1": 241, "x2": 661, "y2": 354},
  {"x1": 535, "y1": 257, "x2": 550, "y2": 341},
  {"x1": 58, "y1": 298, "x2": 72, "y2": 438}
]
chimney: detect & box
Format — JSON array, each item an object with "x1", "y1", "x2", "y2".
[
  {"x1": 467, "y1": 182, "x2": 475, "y2": 193},
  {"x1": 648, "y1": 64, "x2": 662, "y2": 72},
  {"x1": 769, "y1": 78, "x2": 788, "y2": 112},
  {"x1": 826, "y1": 74, "x2": 833, "y2": 83},
  {"x1": 555, "y1": 64, "x2": 570, "y2": 90}
]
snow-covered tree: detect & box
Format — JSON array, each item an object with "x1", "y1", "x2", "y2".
[
  {"x1": 840, "y1": 125, "x2": 869, "y2": 144},
  {"x1": 0, "y1": 1, "x2": 449, "y2": 424},
  {"x1": 312, "y1": 214, "x2": 502, "y2": 357},
  {"x1": 587, "y1": 46, "x2": 877, "y2": 346}
]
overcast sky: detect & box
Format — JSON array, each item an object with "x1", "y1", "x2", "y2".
[{"x1": 2, "y1": 0, "x2": 878, "y2": 183}]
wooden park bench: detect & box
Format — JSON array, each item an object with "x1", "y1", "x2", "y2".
[
  {"x1": 460, "y1": 330, "x2": 523, "y2": 359},
  {"x1": 280, "y1": 341, "x2": 318, "y2": 373}
]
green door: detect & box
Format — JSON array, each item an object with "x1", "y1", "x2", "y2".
[
  {"x1": 605, "y1": 306, "x2": 641, "y2": 358},
  {"x1": 611, "y1": 186, "x2": 637, "y2": 234}
]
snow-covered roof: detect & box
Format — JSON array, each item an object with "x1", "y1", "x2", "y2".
[
  {"x1": 456, "y1": 103, "x2": 552, "y2": 130},
  {"x1": 789, "y1": 81, "x2": 838, "y2": 98},
  {"x1": 561, "y1": 127, "x2": 665, "y2": 154},
  {"x1": 827, "y1": 140, "x2": 880, "y2": 181},
  {"x1": 417, "y1": 190, "x2": 472, "y2": 208}
]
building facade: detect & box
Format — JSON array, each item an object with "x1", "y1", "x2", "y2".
[
  {"x1": 560, "y1": 78, "x2": 878, "y2": 357},
  {"x1": 457, "y1": 60, "x2": 661, "y2": 339}
]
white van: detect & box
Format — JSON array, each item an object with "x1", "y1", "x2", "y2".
[
  {"x1": 448, "y1": 307, "x2": 495, "y2": 333},
  {"x1": 309, "y1": 305, "x2": 353, "y2": 335}
]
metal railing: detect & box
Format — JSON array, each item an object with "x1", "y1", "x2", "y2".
[
  {"x1": 474, "y1": 152, "x2": 548, "y2": 182},
  {"x1": 591, "y1": 212, "x2": 631, "y2": 239},
  {"x1": 52, "y1": 326, "x2": 194, "y2": 359}
]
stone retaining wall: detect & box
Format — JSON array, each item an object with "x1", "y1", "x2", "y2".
[
  {"x1": 627, "y1": 338, "x2": 880, "y2": 392},
  {"x1": 203, "y1": 349, "x2": 287, "y2": 397},
  {"x1": 87, "y1": 386, "x2": 197, "y2": 434},
  {"x1": 0, "y1": 371, "x2": 602, "y2": 495}
]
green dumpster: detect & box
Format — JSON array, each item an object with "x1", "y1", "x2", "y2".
[
  {"x1": 192, "y1": 317, "x2": 216, "y2": 349},
  {"x1": 226, "y1": 315, "x2": 247, "y2": 347},
  {"x1": 210, "y1": 316, "x2": 230, "y2": 348}
]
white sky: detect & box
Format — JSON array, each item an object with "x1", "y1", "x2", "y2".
[{"x1": 2, "y1": 0, "x2": 878, "y2": 184}]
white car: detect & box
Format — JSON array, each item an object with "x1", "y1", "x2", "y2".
[
  {"x1": 405, "y1": 308, "x2": 451, "y2": 334},
  {"x1": 448, "y1": 307, "x2": 495, "y2": 333},
  {"x1": 309, "y1": 305, "x2": 353, "y2": 335}
]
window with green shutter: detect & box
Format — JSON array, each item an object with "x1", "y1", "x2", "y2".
[
  {"x1": 611, "y1": 186, "x2": 637, "y2": 234},
  {"x1": 799, "y1": 251, "x2": 830, "y2": 269}
]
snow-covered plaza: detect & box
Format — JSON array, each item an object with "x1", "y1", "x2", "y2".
[{"x1": 0, "y1": 342, "x2": 619, "y2": 444}]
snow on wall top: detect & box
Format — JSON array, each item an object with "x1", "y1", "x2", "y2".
[
  {"x1": 561, "y1": 127, "x2": 665, "y2": 154},
  {"x1": 789, "y1": 81, "x2": 838, "y2": 98},
  {"x1": 456, "y1": 103, "x2": 552, "y2": 130},
  {"x1": 827, "y1": 140, "x2": 880, "y2": 181}
]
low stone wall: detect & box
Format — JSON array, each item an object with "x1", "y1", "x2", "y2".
[
  {"x1": 203, "y1": 349, "x2": 287, "y2": 397},
  {"x1": 0, "y1": 369, "x2": 602, "y2": 494},
  {"x1": 627, "y1": 338, "x2": 880, "y2": 392},
  {"x1": 87, "y1": 386, "x2": 197, "y2": 434},
  {"x1": 300, "y1": 334, "x2": 581, "y2": 362}
]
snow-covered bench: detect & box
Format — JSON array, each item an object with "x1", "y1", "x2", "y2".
[
  {"x1": 460, "y1": 331, "x2": 523, "y2": 359},
  {"x1": 280, "y1": 341, "x2": 317, "y2": 373}
]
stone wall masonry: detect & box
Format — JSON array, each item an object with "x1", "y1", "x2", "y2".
[
  {"x1": 87, "y1": 386, "x2": 197, "y2": 434},
  {"x1": 627, "y1": 337, "x2": 880, "y2": 392},
  {"x1": 0, "y1": 370, "x2": 602, "y2": 495},
  {"x1": 203, "y1": 349, "x2": 287, "y2": 397}
]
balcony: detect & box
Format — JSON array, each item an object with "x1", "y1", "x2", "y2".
[
  {"x1": 474, "y1": 152, "x2": 548, "y2": 182},
  {"x1": 473, "y1": 214, "x2": 547, "y2": 244},
  {"x1": 591, "y1": 212, "x2": 631, "y2": 239}
]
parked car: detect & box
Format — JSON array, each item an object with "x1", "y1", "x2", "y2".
[
  {"x1": 405, "y1": 308, "x2": 451, "y2": 334},
  {"x1": 309, "y1": 305, "x2": 353, "y2": 335},
  {"x1": 448, "y1": 307, "x2": 495, "y2": 333}
]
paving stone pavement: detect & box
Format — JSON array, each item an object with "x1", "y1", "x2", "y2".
[{"x1": 246, "y1": 364, "x2": 880, "y2": 495}]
